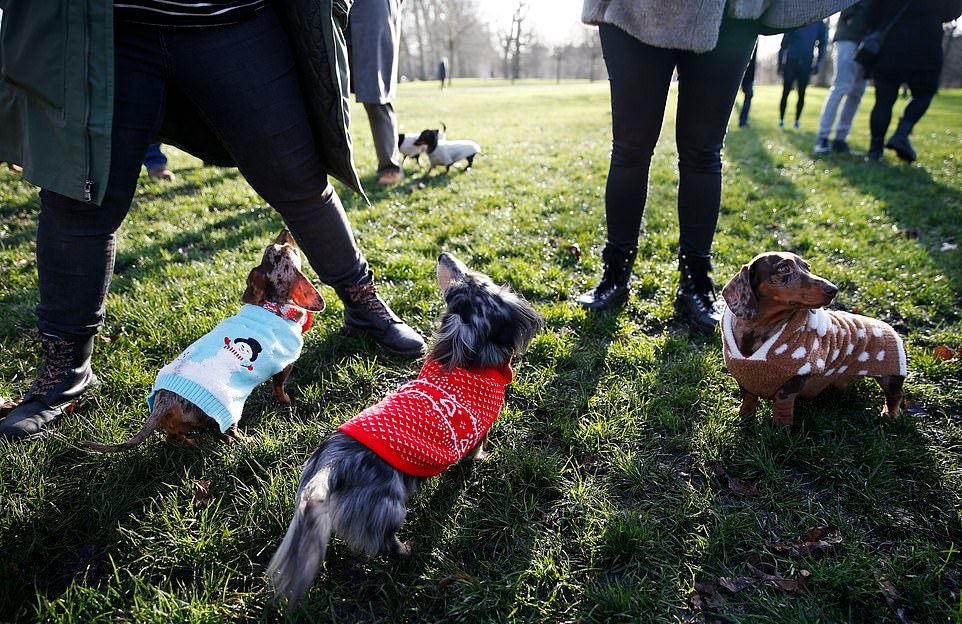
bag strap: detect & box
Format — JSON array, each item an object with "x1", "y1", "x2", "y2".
[{"x1": 874, "y1": 0, "x2": 913, "y2": 38}]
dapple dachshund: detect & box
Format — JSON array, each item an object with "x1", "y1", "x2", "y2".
[
  {"x1": 84, "y1": 230, "x2": 324, "y2": 451},
  {"x1": 720, "y1": 252, "x2": 906, "y2": 427}
]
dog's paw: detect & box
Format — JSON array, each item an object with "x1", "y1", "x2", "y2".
[{"x1": 273, "y1": 388, "x2": 292, "y2": 406}]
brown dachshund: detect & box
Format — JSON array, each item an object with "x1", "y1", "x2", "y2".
[
  {"x1": 84, "y1": 230, "x2": 324, "y2": 451},
  {"x1": 720, "y1": 252, "x2": 906, "y2": 427}
]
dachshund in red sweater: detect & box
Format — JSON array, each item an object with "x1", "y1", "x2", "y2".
[{"x1": 268, "y1": 253, "x2": 544, "y2": 606}]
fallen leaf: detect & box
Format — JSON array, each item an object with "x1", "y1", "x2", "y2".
[
  {"x1": 97, "y1": 334, "x2": 120, "y2": 344},
  {"x1": 718, "y1": 576, "x2": 759, "y2": 593},
  {"x1": 577, "y1": 454, "x2": 599, "y2": 474},
  {"x1": 708, "y1": 461, "x2": 759, "y2": 497},
  {"x1": 933, "y1": 345, "x2": 956, "y2": 361},
  {"x1": 877, "y1": 576, "x2": 910, "y2": 624},
  {"x1": 746, "y1": 563, "x2": 810, "y2": 594},
  {"x1": 689, "y1": 582, "x2": 725, "y2": 610},
  {"x1": 567, "y1": 243, "x2": 582, "y2": 260},
  {"x1": 0, "y1": 398, "x2": 17, "y2": 418},
  {"x1": 191, "y1": 480, "x2": 211, "y2": 509},
  {"x1": 437, "y1": 574, "x2": 481, "y2": 591},
  {"x1": 768, "y1": 526, "x2": 841, "y2": 558}
]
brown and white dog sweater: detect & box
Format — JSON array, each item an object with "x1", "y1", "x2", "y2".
[{"x1": 721, "y1": 307, "x2": 907, "y2": 400}]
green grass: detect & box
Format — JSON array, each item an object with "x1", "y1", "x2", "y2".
[{"x1": 1, "y1": 82, "x2": 961, "y2": 623}]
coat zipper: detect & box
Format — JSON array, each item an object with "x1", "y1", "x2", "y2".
[{"x1": 82, "y1": 0, "x2": 94, "y2": 203}]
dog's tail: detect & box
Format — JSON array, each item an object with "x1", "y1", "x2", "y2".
[
  {"x1": 82, "y1": 409, "x2": 164, "y2": 453},
  {"x1": 267, "y1": 457, "x2": 333, "y2": 608}
]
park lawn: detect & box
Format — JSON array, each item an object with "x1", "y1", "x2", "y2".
[{"x1": 0, "y1": 81, "x2": 960, "y2": 623}]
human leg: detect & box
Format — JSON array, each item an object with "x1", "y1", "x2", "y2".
[
  {"x1": 868, "y1": 78, "x2": 899, "y2": 161},
  {"x1": 363, "y1": 102, "x2": 403, "y2": 184},
  {"x1": 1, "y1": 24, "x2": 167, "y2": 439},
  {"x1": 832, "y1": 41, "x2": 866, "y2": 144},
  {"x1": 795, "y1": 71, "x2": 810, "y2": 125},
  {"x1": 673, "y1": 18, "x2": 758, "y2": 333},
  {"x1": 165, "y1": 8, "x2": 422, "y2": 354},
  {"x1": 885, "y1": 82, "x2": 935, "y2": 163},
  {"x1": 576, "y1": 23, "x2": 674, "y2": 311},
  {"x1": 144, "y1": 143, "x2": 176, "y2": 181}
]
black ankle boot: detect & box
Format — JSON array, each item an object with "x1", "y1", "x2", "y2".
[
  {"x1": 334, "y1": 271, "x2": 425, "y2": 357},
  {"x1": 885, "y1": 118, "x2": 917, "y2": 162},
  {"x1": 674, "y1": 253, "x2": 721, "y2": 336},
  {"x1": 865, "y1": 137, "x2": 884, "y2": 162},
  {"x1": 0, "y1": 333, "x2": 98, "y2": 439},
  {"x1": 576, "y1": 243, "x2": 638, "y2": 311}
]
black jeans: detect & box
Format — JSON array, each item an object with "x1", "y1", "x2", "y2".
[
  {"x1": 37, "y1": 8, "x2": 368, "y2": 340},
  {"x1": 869, "y1": 77, "x2": 935, "y2": 141},
  {"x1": 599, "y1": 20, "x2": 758, "y2": 258}
]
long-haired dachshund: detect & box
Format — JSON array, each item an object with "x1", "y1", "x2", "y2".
[
  {"x1": 720, "y1": 252, "x2": 906, "y2": 427},
  {"x1": 84, "y1": 230, "x2": 324, "y2": 451},
  {"x1": 266, "y1": 253, "x2": 544, "y2": 607}
]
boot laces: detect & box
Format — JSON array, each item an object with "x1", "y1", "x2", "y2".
[
  {"x1": 25, "y1": 337, "x2": 75, "y2": 399},
  {"x1": 345, "y1": 281, "x2": 396, "y2": 324}
]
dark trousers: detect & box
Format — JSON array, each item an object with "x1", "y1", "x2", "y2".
[
  {"x1": 779, "y1": 62, "x2": 812, "y2": 122},
  {"x1": 739, "y1": 81, "x2": 754, "y2": 127},
  {"x1": 37, "y1": 8, "x2": 368, "y2": 340},
  {"x1": 869, "y1": 77, "x2": 935, "y2": 141},
  {"x1": 599, "y1": 20, "x2": 758, "y2": 257}
]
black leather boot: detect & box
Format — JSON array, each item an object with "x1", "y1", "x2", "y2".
[
  {"x1": 0, "y1": 333, "x2": 98, "y2": 439},
  {"x1": 334, "y1": 271, "x2": 425, "y2": 357},
  {"x1": 674, "y1": 253, "x2": 722, "y2": 336},
  {"x1": 865, "y1": 137, "x2": 884, "y2": 162},
  {"x1": 885, "y1": 118, "x2": 917, "y2": 162},
  {"x1": 576, "y1": 243, "x2": 638, "y2": 311}
]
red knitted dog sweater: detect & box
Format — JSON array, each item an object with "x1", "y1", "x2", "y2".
[{"x1": 338, "y1": 359, "x2": 512, "y2": 477}]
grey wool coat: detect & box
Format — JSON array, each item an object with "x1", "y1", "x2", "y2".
[
  {"x1": 349, "y1": 0, "x2": 402, "y2": 104},
  {"x1": 582, "y1": 0, "x2": 859, "y2": 52}
]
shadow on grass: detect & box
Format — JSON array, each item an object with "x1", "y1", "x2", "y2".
[{"x1": 780, "y1": 130, "x2": 962, "y2": 297}]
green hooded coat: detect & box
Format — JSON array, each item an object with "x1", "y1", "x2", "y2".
[{"x1": 0, "y1": 0, "x2": 364, "y2": 205}]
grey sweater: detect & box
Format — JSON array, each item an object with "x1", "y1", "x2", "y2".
[{"x1": 582, "y1": 0, "x2": 858, "y2": 52}]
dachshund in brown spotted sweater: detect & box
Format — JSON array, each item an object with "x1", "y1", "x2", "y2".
[{"x1": 720, "y1": 252, "x2": 906, "y2": 427}]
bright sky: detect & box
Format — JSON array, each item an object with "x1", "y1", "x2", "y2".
[{"x1": 479, "y1": 0, "x2": 586, "y2": 45}]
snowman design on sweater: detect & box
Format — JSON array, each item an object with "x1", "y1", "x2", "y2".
[
  {"x1": 338, "y1": 359, "x2": 512, "y2": 477},
  {"x1": 721, "y1": 306, "x2": 907, "y2": 400},
  {"x1": 148, "y1": 303, "x2": 311, "y2": 432}
]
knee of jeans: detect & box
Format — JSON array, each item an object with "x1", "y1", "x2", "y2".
[
  {"x1": 39, "y1": 189, "x2": 128, "y2": 234},
  {"x1": 610, "y1": 139, "x2": 655, "y2": 168},
  {"x1": 677, "y1": 144, "x2": 721, "y2": 173}
]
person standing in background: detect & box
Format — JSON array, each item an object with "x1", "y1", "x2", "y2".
[
  {"x1": 350, "y1": 0, "x2": 405, "y2": 186},
  {"x1": 777, "y1": 20, "x2": 828, "y2": 129},
  {"x1": 144, "y1": 143, "x2": 176, "y2": 181},
  {"x1": 814, "y1": 1, "x2": 872, "y2": 154},
  {"x1": 865, "y1": 0, "x2": 962, "y2": 162},
  {"x1": 738, "y1": 43, "x2": 758, "y2": 128},
  {"x1": 439, "y1": 57, "x2": 448, "y2": 89}
]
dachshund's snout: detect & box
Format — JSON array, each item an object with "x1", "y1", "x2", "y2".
[
  {"x1": 823, "y1": 282, "x2": 839, "y2": 297},
  {"x1": 274, "y1": 229, "x2": 296, "y2": 246}
]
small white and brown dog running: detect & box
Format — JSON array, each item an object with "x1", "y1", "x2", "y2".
[
  {"x1": 413, "y1": 128, "x2": 480, "y2": 173},
  {"x1": 267, "y1": 253, "x2": 543, "y2": 606}
]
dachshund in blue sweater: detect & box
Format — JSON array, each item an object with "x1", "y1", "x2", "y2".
[{"x1": 84, "y1": 230, "x2": 324, "y2": 451}]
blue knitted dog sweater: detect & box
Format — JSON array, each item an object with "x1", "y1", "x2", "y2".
[{"x1": 147, "y1": 304, "x2": 307, "y2": 432}]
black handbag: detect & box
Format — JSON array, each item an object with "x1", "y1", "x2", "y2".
[{"x1": 855, "y1": 0, "x2": 912, "y2": 67}]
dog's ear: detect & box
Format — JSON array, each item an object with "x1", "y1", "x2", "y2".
[
  {"x1": 291, "y1": 271, "x2": 325, "y2": 311},
  {"x1": 722, "y1": 265, "x2": 758, "y2": 320},
  {"x1": 242, "y1": 266, "x2": 267, "y2": 304}
]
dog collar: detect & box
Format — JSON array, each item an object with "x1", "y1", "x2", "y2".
[{"x1": 260, "y1": 302, "x2": 313, "y2": 334}]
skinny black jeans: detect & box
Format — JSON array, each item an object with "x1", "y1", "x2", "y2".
[
  {"x1": 37, "y1": 7, "x2": 368, "y2": 340},
  {"x1": 599, "y1": 20, "x2": 758, "y2": 258}
]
